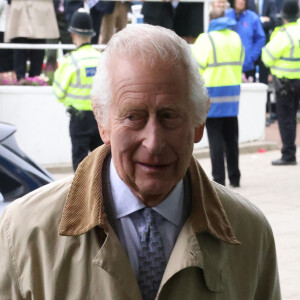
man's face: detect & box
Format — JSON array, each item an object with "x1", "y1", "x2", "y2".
[
  {"x1": 235, "y1": 0, "x2": 246, "y2": 12},
  {"x1": 213, "y1": 0, "x2": 228, "y2": 11},
  {"x1": 99, "y1": 58, "x2": 204, "y2": 206}
]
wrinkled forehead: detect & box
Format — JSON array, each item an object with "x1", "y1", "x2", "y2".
[
  {"x1": 108, "y1": 54, "x2": 188, "y2": 83},
  {"x1": 106, "y1": 48, "x2": 186, "y2": 72},
  {"x1": 107, "y1": 56, "x2": 190, "y2": 110}
]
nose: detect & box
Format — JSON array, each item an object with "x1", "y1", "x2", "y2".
[{"x1": 142, "y1": 116, "x2": 166, "y2": 155}]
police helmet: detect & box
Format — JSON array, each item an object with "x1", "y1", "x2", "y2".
[
  {"x1": 68, "y1": 8, "x2": 95, "y2": 37},
  {"x1": 281, "y1": 0, "x2": 299, "y2": 22}
]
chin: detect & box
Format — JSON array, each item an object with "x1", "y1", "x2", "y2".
[
  {"x1": 137, "y1": 184, "x2": 174, "y2": 205},
  {"x1": 139, "y1": 194, "x2": 166, "y2": 207}
]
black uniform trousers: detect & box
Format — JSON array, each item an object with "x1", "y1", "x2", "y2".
[
  {"x1": 275, "y1": 79, "x2": 300, "y2": 162},
  {"x1": 69, "y1": 110, "x2": 103, "y2": 171},
  {"x1": 206, "y1": 117, "x2": 241, "y2": 186},
  {"x1": 11, "y1": 37, "x2": 45, "y2": 80},
  {"x1": 0, "y1": 32, "x2": 13, "y2": 72}
]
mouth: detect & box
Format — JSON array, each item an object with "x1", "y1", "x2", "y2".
[{"x1": 137, "y1": 162, "x2": 172, "y2": 171}]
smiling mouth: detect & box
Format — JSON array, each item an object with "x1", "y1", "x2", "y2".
[{"x1": 138, "y1": 162, "x2": 171, "y2": 170}]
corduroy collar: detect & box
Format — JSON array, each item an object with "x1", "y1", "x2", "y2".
[{"x1": 59, "y1": 145, "x2": 239, "y2": 245}]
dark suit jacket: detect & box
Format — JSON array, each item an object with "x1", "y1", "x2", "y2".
[
  {"x1": 247, "y1": 0, "x2": 258, "y2": 13},
  {"x1": 142, "y1": 2, "x2": 174, "y2": 29},
  {"x1": 64, "y1": 0, "x2": 83, "y2": 25},
  {"x1": 95, "y1": 1, "x2": 115, "y2": 14},
  {"x1": 261, "y1": 0, "x2": 277, "y2": 39}
]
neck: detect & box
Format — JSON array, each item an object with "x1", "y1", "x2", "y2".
[
  {"x1": 235, "y1": 9, "x2": 243, "y2": 14},
  {"x1": 76, "y1": 42, "x2": 90, "y2": 49},
  {"x1": 131, "y1": 188, "x2": 168, "y2": 208},
  {"x1": 72, "y1": 34, "x2": 91, "y2": 48}
]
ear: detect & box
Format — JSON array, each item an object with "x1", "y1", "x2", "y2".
[
  {"x1": 92, "y1": 99, "x2": 111, "y2": 145},
  {"x1": 98, "y1": 124, "x2": 111, "y2": 145},
  {"x1": 194, "y1": 124, "x2": 205, "y2": 143}
]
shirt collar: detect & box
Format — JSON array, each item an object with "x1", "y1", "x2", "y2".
[
  {"x1": 109, "y1": 159, "x2": 144, "y2": 218},
  {"x1": 109, "y1": 159, "x2": 184, "y2": 226},
  {"x1": 154, "y1": 180, "x2": 183, "y2": 226}
]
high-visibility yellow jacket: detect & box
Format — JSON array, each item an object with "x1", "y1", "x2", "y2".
[
  {"x1": 53, "y1": 44, "x2": 101, "y2": 111},
  {"x1": 262, "y1": 22, "x2": 300, "y2": 79},
  {"x1": 192, "y1": 17, "x2": 244, "y2": 118}
]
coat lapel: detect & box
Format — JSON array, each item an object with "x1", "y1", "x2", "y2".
[
  {"x1": 158, "y1": 220, "x2": 230, "y2": 295},
  {"x1": 196, "y1": 232, "x2": 230, "y2": 292},
  {"x1": 158, "y1": 220, "x2": 203, "y2": 293},
  {"x1": 92, "y1": 224, "x2": 142, "y2": 300}
]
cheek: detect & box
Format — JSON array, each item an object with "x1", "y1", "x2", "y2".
[
  {"x1": 110, "y1": 129, "x2": 138, "y2": 174},
  {"x1": 173, "y1": 128, "x2": 195, "y2": 162},
  {"x1": 182, "y1": 126, "x2": 194, "y2": 146},
  {"x1": 111, "y1": 128, "x2": 140, "y2": 154}
]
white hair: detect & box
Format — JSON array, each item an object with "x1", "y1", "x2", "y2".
[{"x1": 91, "y1": 24, "x2": 210, "y2": 128}]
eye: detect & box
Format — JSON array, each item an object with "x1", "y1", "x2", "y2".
[
  {"x1": 127, "y1": 114, "x2": 140, "y2": 121},
  {"x1": 161, "y1": 111, "x2": 175, "y2": 119},
  {"x1": 126, "y1": 112, "x2": 145, "y2": 121},
  {"x1": 123, "y1": 111, "x2": 148, "y2": 129},
  {"x1": 159, "y1": 110, "x2": 184, "y2": 128}
]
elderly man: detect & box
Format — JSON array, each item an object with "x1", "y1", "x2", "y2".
[{"x1": 0, "y1": 25, "x2": 280, "y2": 299}]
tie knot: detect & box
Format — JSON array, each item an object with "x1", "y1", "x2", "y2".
[{"x1": 142, "y1": 208, "x2": 156, "y2": 227}]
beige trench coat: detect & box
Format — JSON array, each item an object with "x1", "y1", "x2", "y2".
[
  {"x1": 0, "y1": 145, "x2": 281, "y2": 299},
  {"x1": 5, "y1": 0, "x2": 59, "y2": 42}
]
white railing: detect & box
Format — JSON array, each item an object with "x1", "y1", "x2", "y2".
[{"x1": 0, "y1": 43, "x2": 105, "y2": 50}]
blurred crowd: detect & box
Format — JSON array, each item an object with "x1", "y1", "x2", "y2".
[{"x1": 0, "y1": 0, "x2": 294, "y2": 83}]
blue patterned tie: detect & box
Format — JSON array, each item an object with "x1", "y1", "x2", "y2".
[{"x1": 137, "y1": 208, "x2": 166, "y2": 300}]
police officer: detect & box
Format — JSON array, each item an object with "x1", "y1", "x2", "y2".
[
  {"x1": 192, "y1": 8, "x2": 244, "y2": 187},
  {"x1": 53, "y1": 8, "x2": 103, "y2": 171},
  {"x1": 262, "y1": 0, "x2": 300, "y2": 166}
]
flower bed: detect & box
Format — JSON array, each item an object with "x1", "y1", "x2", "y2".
[{"x1": 0, "y1": 71, "x2": 54, "y2": 86}]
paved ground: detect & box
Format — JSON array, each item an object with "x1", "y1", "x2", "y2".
[
  {"x1": 199, "y1": 149, "x2": 300, "y2": 300},
  {"x1": 265, "y1": 117, "x2": 300, "y2": 148},
  {"x1": 197, "y1": 120, "x2": 300, "y2": 300},
  {"x1": 1, "y1": 119, "x2": 299, "y2": 299}
]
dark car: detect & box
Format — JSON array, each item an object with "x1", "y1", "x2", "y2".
[{"x1": 0, "y1": 122, "x2": 54, "y2": 202}]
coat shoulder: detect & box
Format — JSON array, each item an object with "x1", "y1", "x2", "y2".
[
  {"x1": 213, "y1": 183, "x2": 273, "y2": 239},
  {"x1": 1, "y1": 177, "x2": 73, "y2": 238}
]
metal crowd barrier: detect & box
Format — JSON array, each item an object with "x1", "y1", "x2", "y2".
[{"x1": 0, "y1": 43, "x2": 105, "y2": 51}]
